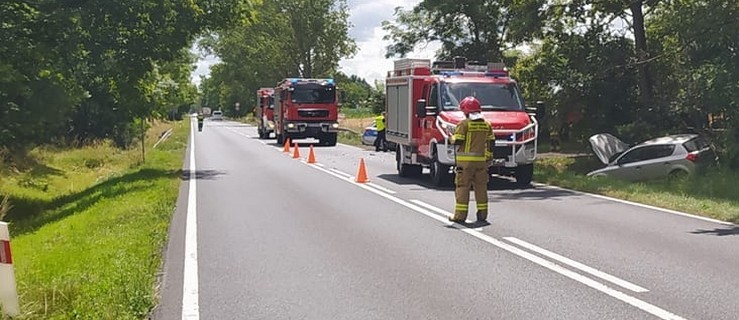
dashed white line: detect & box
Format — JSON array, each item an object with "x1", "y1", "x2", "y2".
[
  {"x1": 182, "y1": 120, "x2": 199, "y2": 320},
  {"x1": 330, "y1": 168, "x2": 352, "y2": 178},
  {"x1": 304, "y1": 162, "x2": 685, "y2": 320},
  {"x1": 503, "y1": 237, "x2": 649, "y2": 293},
  {"x1": 367, "y1": 182, "x2": 397, "y2": 194}
]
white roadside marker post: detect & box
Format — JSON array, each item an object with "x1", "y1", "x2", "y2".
[{"x1": 0, "y1": 222, "x2": 20, "y2": 317}]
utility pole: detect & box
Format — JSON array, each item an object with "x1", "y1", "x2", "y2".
[{"x1": 141, "y1": 117, "x2": 146, "y2": 163}]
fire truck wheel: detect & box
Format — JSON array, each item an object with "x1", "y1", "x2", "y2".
[
  {"x1": 430, "y1": 154, "x2": 453, "y2": 187},
  {"x1": 515, "y1": 164, "x2": 534, "y2": 186},
  {"x1": 396, "y1": 148, "x2": 422, "y2": 177},
  {"x1": 321, "y1": 133, "x2": 337, "y2": 146}
]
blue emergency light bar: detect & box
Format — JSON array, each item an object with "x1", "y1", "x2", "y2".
[{"x1": 435, "y1": 70, "x2": 508, "y2": 78}]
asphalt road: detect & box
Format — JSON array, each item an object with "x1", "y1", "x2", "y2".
[{"x1": 153, "y1": 119, "x2": 739, "y2": 320}]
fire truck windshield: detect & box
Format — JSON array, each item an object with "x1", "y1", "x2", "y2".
[
  {"x1": 440, "y1": 82, "x2": 524, "y2": 111},
  {"x1": 290, "y1": 85, "x2": 336, "y2": 104}
]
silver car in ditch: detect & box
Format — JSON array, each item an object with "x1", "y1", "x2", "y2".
[{"x1": 586, "y1": 133, "x2": 717, "y2": 181}]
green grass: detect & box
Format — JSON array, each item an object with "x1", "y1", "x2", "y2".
[
  {"x1": 339, "y1": 107, "x2": 375, "y2": 119},
  {"x1": 535, "y1": 155, "x2": 739, "y2": 224},
  {"x1": 0, "y1": 120, "x2": 189, "y2": 319},
  {"x1": 337, "y1": 131, "x2": 365, "y2": 147}
]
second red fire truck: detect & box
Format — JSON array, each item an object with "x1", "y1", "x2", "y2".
[
  {"x1": 385, "y1": 57, "x2": 543, "y2": 187},
  {"x1": 273, "y1": 78, "x2": 340, "y2": 146}
]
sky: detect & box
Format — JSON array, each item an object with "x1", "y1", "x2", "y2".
[{"x1": 189, "y1": 0, "x2": 441, "y2": 87}]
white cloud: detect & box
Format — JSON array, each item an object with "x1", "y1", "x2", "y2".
[
  {"x1": 190, "y1": 42, "x2": 220, "y2": 87},
  {"x1": 338, "y1": 25, "x2": 440, "y2": 86}
]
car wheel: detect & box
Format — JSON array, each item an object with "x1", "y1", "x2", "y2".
[
  {"x1": 515, "y1": 164, "x2": 534, "y2": 186},
  {"x1": 668, "y1": 169, "x2": 688, "y2": 181}
]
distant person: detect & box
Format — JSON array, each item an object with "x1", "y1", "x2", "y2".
[
  {"x1": 197, "y1": 112, "x2": 204, "y2": 132},
  {"x1": 374, "y1": 111, "x2": 387, "y2": 152}
]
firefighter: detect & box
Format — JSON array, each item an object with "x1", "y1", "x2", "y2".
[
  {"x1": 374, "y1": 111, "x2": 387, "y2": 152},
  {"x1": 449, "y1": 97, "x2": 494, "y2": 223}
]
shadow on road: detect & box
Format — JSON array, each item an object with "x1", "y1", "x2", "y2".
[
  {"x1": 180, "y1": 170, "x2": 227, "y2": 181},
  {"x1": 689, "y1": 226, "x2": 739, "y2": 236},
  {"x1": 266, "y1": 141, "x2": 335, "y2": 148},
  {"x1": 376, "y1": 173, "x2": 540, "y2": 192}
]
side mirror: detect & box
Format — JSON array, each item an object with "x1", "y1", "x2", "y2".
[{"x1": 416, "y1": 99, "x2": 427, "y2": 117}]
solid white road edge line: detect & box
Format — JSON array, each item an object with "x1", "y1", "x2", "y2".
[
  {"x1": 182, "y1": 120, "x2": 199, "y2": 319},
  {"x1": 306, "y1": 163, "x2": 685, "y2": 320},
  {"x1": 329, "y1": 168, "x2": 352, "y2": 178},
  {"x1": 503, "y1": 237, "x2": 649, "y2": 293},
  {"x1": 532, "y1": 182, "x2": 735, "y2": 227},
  {"x1": 366, "y1": 183, "x2": 397, "y2": 194}
]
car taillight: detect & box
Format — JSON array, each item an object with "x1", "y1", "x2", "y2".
[{"x1": 686, "y1": 151, "x2": 698, "y2": 162}]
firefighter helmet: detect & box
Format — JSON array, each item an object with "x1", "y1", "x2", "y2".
[{"x1": 459, "y1": 96, "x2": 482, "y2": 115}]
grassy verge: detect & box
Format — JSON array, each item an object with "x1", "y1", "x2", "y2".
[
  {"x1": 535, "y1": 155, "x2": 739, "y2": 224},
  {"x1": 0, "y1": 120, "x2": 189, "y2": 319},
  {"x1": 339, "y1": 107, "x2": 375, "y2": 119}
]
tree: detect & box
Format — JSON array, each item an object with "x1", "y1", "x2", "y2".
[
  {"x1": 201, "y1": 0, "x2": 357, "y2": 113},
  {"x1": 1, "y1": 0, "x2": 257, "y2": 152},
  {"x1": 381, "y1": 0, "x2": 544, "y2": 62}
]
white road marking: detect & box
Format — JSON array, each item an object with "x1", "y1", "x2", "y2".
[
  {"x1": 182, "y1": 120, "x2": 199, "y2": 320},
  {"x1": 305, "y1": 163, "x2": 685, "y2": 320},
  {"x1": 532, "y1": 183, "x2": 735, "y2": 227},
  {"x1": 330, "y1": 168, "x2": 352, "y2": 178},
  {"x1": 503, "y1": 237, "x2": 649, "y2": 293},
  {"x1": 367, "y1": 182, "x2": 397, "y2": 194},
  {"x1": 411, "y1": 199, "x2": 649, "y2": 293}
]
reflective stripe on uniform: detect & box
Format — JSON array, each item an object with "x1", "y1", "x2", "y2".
[
  {"x1": 456, "y1": 151, "x2": 486, "y2": 162},
  {"x1": 476, "y1": 202, "x2": 488, "y2": 210},
  {"x1": 455, "y1": 203, "x2": 469, "y2": 211},
  {"x1": 467, "y1": 122, "x2": 490, "y2": 131}
]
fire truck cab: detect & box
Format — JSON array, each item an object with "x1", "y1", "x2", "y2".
[
  {"x1": 256, "y1": 87, "x2": 275, "y2": 139},
  {"x1": 274, "y1": 78, "x2": 340, "y2": 146},
  {"x1": 385, "y1": 57, "x2": 542, "y2": 187}
]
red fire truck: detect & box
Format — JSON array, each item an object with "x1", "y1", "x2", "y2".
[
  {"x1": 273, "y1": 78, "x2": 340, "y2": 146},
  {"x1": 385, "y1": 57, "x2": 542, "y2": 187},
  {"x1": 256, "y1": 87, "x2": 275, "y2": 139}
]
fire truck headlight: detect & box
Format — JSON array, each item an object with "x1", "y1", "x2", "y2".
[
  {"x1": 268, "y1": 121, "x2": 275, "y2": 128},
  {"x1": 440, "y1": 122, "x2": 456, "y2": 137},
  {"x1": 287, "y1": 123, "x2": 295, "y2": 129},
  {"x1": 332, "y1": 123, "x2": 339, "y2": 128}
]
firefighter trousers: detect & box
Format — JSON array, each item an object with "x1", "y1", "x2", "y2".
[{"x1": 453, "y1": 165, "x2": 489, "y2": 221}]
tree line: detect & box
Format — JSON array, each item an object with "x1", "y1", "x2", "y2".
[
  {"x1": 382, "y1": 0, "x2": 738, "y2": 167},
  {"x1": 198, "y1": 0, "x2": 388, "y2": 117},
  {"x1": 1, "y1": 0, "x2": 257, "y2": 154}
]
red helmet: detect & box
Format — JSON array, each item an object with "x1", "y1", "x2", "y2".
[{"x1": 459, "y1": 96, "x2": 482, "y2": 115}]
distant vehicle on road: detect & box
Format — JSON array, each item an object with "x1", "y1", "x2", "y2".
[
  {"x1": 587, "y1": 133, "x2": 717, "y2": 181},
  {"x1": 211, "y1": 110, "x2": 223, "y2": 121}
]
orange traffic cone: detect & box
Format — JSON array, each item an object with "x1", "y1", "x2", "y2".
[
  {"x1": 355, "y1": 158, "x2": 369, "y2": 183},
  {"x1": 283, "y1": 138, "x2": 291, "y2": 153},
  {"x1": 292, "y1": 142, "x2": 300, "y2": 159},
  {"x1": 307, "y1": 145, "x2": 316, "y2": 164}
]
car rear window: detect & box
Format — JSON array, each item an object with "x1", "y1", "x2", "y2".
[{"x1": 683, "y1": 137, "x2": 709, "y2": 152}]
